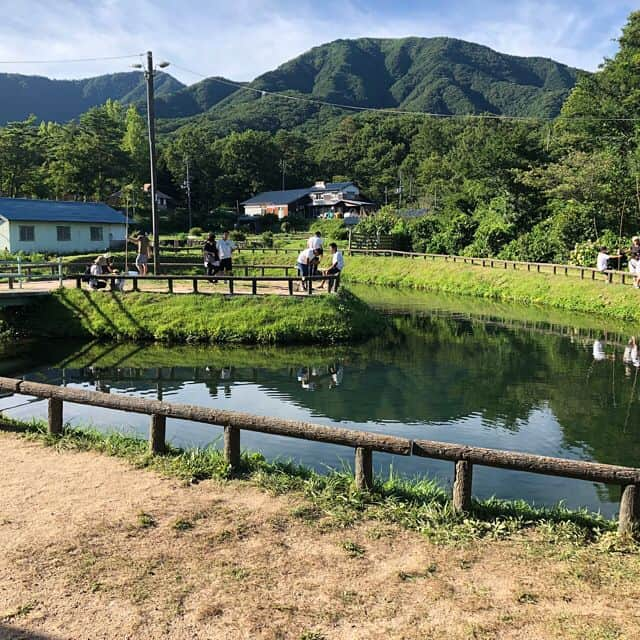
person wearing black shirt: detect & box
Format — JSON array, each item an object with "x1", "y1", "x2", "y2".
[{"x1": 203, "y1": 233, "x2": 220, "y2": 282}]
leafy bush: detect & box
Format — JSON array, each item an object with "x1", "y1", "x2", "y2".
[
  {"x1": 189, "y1": 227, "x2": 204, "y2": 237},
  {"x1": 408, "y1": 217, "x2": 442, "y2": 253},
  {"x1": 310, "y1": 218, "x2": 348, "y2": 241},
  {"x1": 230, "y1": 229, "x2": 246, "y2": 242},
  {"x1": 280, "y1": 221, "x2": 292, "y2": 233},
  {"x1": 499, "y1": 220, "x2": 565, "y2": 263},
  {"x1": 261, "y1": 231, "x2": 274, "y2": 247},
  {"x1": 569, "y1": 230, "x2": 629, "y2": 267}
]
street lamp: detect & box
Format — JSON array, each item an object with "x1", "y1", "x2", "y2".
[{"x1": 131, "y1": 52, "x2": 170, "y2": 275}]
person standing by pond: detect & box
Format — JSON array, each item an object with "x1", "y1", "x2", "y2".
[
  {"x1": 217, "y1": 231, "x2": 236, "y2": 275},
  {"x1": 629, "y1": 237, "x2": 640, "y2": 288},
  {"x1": 128, "y1": 232, "x2": 151, "y2": 276},
  {"x1": 203, "y1": 232, "x2": 220, "y2": 282},
  {"x1": 296, "y1": 247, "x2": 319, "y2": 291}
]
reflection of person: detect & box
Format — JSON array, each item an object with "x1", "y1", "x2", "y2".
[
  {"x1": 623, "y1": 337, "x2": 639, "y2": 367},
  {"x1": 221, "y1": 367, "x2": 232, "y2": 380},
  {"x1": 593, "y1": 339, "x2": 607, "y2": 361},
  {"x1": 329, "y1": 363, "x2": 344, "y2": 388}
]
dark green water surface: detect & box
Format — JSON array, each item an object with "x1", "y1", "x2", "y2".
[{"x1": 2, "y1": 286, "x2": 640, "y2": 518}]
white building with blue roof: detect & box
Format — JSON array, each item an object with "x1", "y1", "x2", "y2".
[{"x1": 0, "y1": 198, "x2": 127, "y2": 254}]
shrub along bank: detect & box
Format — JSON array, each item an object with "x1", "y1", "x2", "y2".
[
  {"x1": 342, "y1": 256, "x2": 640, "y2": 324},
  {"x1": 3, "y1": 288, "x2": 385, "y2": 344}
]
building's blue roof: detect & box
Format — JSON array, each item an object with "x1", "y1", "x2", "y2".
[
  {"x1": 310, "y1": 182, "x2": 355, "y2": 191},
  {"x1": 241, "y1": 188, "x2": 312, "y2": 206},
  {"x1": 0, "y1": 198, "x2": 127, "y2": 224}
]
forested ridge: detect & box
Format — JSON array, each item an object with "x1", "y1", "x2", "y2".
[{"x1": 0, "y1": 12, "x2": 639, "y2": 265}]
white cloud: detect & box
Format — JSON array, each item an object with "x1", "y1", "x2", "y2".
[{"x1": 0, "y1": 0, "x2": 631, "y2": 85}]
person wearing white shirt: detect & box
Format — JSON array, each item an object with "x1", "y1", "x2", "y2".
[
  {"x1": 296, "y1": 247, "x2": 319, "y2": 290},
  {"x1": 217, "y1": 231, "x2": 236, "y2": 274},
  {"x1": 319, "y1": 242, "x2": 344, "y2": 292},
  {"x1": 596, "y1": 246, "x2": 622, "y2": 280},
  {"x1": 307, "y1": 231, "x2": 323, "y2": 251}
]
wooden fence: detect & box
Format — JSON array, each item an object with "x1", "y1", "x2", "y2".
[
  {"x1": 347, "y1": 249, "x2": 630, "y2": 285},
  {"x1": 0, "y1": 376, "x2": 638, "y2": 535},
  {"x1": 74, "y1": 272, "x2": 339, "y2": 296}
]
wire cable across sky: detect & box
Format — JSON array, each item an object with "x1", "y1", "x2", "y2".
[{"x1": 0, "y1": 53, "x2": 144, "y2": 65}]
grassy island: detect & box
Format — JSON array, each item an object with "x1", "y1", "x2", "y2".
[{"x1": 2, "y1": 288, "x2": 385, "y2": 344}]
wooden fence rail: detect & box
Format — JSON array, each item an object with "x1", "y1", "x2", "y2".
[
  {"x1": 0, "y1": 376, "x2": 638, "y2": 534},
  {"x1": 347, "y1": 249, "x2": 628, "y2": 285},
  {"x1": 74, "y1": 273, "x2": 339, "y2": 296}
]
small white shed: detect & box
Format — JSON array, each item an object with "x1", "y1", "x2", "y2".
[{"x1": 0, "y1": 198, "x2": 127, "y2": 254}]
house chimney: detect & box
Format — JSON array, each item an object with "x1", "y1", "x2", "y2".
[{"x1": 314, "y1": 181, "x2": 326, "y2": 189}]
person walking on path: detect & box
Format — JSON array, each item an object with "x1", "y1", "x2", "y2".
[
  {"x1": 203, "y1": 232, "x2": 220, "y2": 282},
  {"x1": 128, "y1": 232, "x2": 151, "y2": 276},
  {"x1": 217, "y1": 231, "x2": 236, "y2": 275}
]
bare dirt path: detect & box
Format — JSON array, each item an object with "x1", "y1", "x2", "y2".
[{"x1": 1, "y1": 433, "x2": 639, "y2": 640}]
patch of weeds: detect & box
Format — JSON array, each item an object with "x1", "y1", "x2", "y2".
[
  {"x1": 269, "y1": 515, "x2": 289, "y2": 532},
  {"x1": 172, "y1": 518, "x2": 194, "y2": 532},
  {"x1": 228, "y1": 566, "x2": 250, "y2": 580},
  {"x1": 1, "y1": 601, "x2": 37, "y2": 622},
  {"x1": 338, "y1": 590, "x2": 361, "y2": 605},
  {"x1": 398, "y1": 564, "x2": 437, "y2": 582},
  {"x1": 137, "y1": 511, "x2": 157, "y2": 529},
  {"x1": 213, "y1": 529, "x2": 233, "y2": 543},
  {"x1": 300, "y1": 632, "x2": 326, "y2": 640},
  {"x1": 89, "y1": 581, "x2": 103, "y2": 593},
  {"x1": 291, "y1": 505, "x2": 322, "y2": 522},
  {"x1": 517, "y1": 592, "x2": 539, "y2": 604},
  {"x1": 341, "y1": 540, "x2": 365, "y2": 558}
]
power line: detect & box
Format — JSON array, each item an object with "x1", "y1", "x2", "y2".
[
  {"x1": 169, "y1": 61, "x2": 640, "y2": 124},
  {"x1": 0, "y1": 53, "x2": 143, "y2": 65}
]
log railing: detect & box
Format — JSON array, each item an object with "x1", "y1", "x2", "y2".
[
  {"x1": 0, "y1": 375, "x2": 638, "y2": 535},
  {"x1": 347, "y1": 249, "x2": 630, "y2": 285},
  {"x1": 74, "y1": 273, "x2": 339, "y2": 296}
]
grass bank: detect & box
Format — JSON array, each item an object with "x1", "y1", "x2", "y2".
[
  {"x1": 1, "y1": 417, "x2": 628, "y2": 548},
  {"x1": 343, "y1": 256, "x2": 640, "y2": 324},
  {"x1": 2, "y1": 287, "x2": 384, "y2": 344}
]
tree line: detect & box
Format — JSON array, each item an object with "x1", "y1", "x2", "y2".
[{"x1": 1, "y1": 11, "x2": 639, "y2": 265}]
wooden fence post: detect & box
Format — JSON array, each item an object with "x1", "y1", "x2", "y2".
[
  {"x1": 307, "y1": 277, "x2": 313, "y2": 295},
  {"x1": 132, "y1": 278, "x2": 139, "y2": 292},
  {"x1": 229, "y1": 279, "x2": 234, "y2": 295},
  {"x1": 354, "y1": 446, "x2": 373, "y2": 491},
  {"x1": 288, "y1": 279, "x2": 294, "y2": 295},
  {"x1": 224, "y1": 424, "x2": 241, "y2": 474},
  {"x1": 453, "y1": 460, "x2": 473, "y2": 512},
  {"x1": 192, "y1": 278, "x2": 198, "y2": 293},
  {"x1": 618, "y1": 484, "x2": 640, "y2": 535},
  {"x1": 48, "y1": 397, "x2": 63, "y2": 436},
  {"x1": 252, "y1": 278, "x2": 257, "y2": 295},
  {"x1": 168, "y1": 278, "x2": 174, "y2": 293},
  {"x1": 149, "y1": 414, "x2": 166, "y2": 454}
]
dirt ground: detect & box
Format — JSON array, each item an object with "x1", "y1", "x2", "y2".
[{"x1": 1, "y1": 433, "x2": 640, "y2": 640}]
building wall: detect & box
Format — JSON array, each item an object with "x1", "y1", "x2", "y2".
[{"x1": 2, "y1": 220, "x2": 126, "y2": 254}]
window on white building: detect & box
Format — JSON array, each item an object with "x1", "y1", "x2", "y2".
[
  {"x1": 90, "y1": 226, "x2": 103, "y2": 242},
  {"x1": 19, "y1": 226, "x2": 35, "y2": 242},
  {"x1": 57, "y1": 226, "x2": 71, "y2": 241}
]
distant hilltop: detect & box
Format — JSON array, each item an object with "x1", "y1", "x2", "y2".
[{"x1": 0, "y1": 36, "x2": 584, "y2": 130}]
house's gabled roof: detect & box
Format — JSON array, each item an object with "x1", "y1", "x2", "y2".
[
  {"x1": 0, "y1": 198, "x2": 127, "y2": 224},
  {"x1": 241, "y1": 188, "x2": 312, "y2": 206}
]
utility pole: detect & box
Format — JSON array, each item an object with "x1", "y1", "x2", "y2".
[
  {"x1": 184, "y1": 156, "x2": 192, "y2": 231},
  {"x1": 280, "y1": 159, "x2": 286, "y2": 191},
  {"x1": 145, "y1": 51, "x2": 160, "y2": 275}
]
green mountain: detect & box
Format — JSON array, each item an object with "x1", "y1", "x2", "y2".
[
  {"x1": 154, "y1": 77, "x2": 244, "y2": 118},
  {"x1": 0, "y1": 71, "x2": 184, "y2": 124},
  {"x1": 160, "y1": 37, "x2": 583, "y2": 136}
]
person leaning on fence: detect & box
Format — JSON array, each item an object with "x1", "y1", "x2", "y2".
[
  {"x1": 296, "y1": 247, "x2": 319, "y2": 291},
  {"x1": 203, "y1": 232, "x2": 220, "y2": 282},
  {"x1": 318, "y1": 242, "x2": 344, "y2": 292},
  {"x1": 629, "y1": 236, "x2": 640, "y2": 288},
  {"x1": 596, "y1": 246, "x2": 623, "y2": 281}
]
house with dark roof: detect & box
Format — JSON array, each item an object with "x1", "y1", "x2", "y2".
[
  {"x1": 241, "y1": 181, "x2": 376, "y2": 219},
  {"x1": 0, "y1": 198, "x2": 127, "y2": 254}
]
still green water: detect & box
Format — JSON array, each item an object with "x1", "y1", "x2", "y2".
[{"x1": 2, "y1": 287, "x2": 639, "y2": 517}]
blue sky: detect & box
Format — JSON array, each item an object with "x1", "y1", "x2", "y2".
[{"x1": 0, "y1": 0, "x2": 635, "y2": 84}]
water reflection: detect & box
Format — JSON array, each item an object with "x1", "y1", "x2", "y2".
[{"x1": 2, "y1": 294, "x2": 640, "y2": 517}]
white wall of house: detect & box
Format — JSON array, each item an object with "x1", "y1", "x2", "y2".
[
  {"x1": 244, "y1": 205, "x2": 265, "y2": 217},
  {"x1": 0, "y1": 219, "x2": 126, "y2": 254}
]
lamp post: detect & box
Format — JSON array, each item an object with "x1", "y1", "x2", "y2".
[{"x1": 132, "y1": 52, "x2": 170, "y2": 275}]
